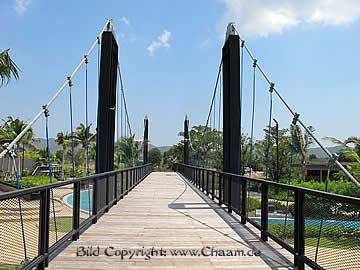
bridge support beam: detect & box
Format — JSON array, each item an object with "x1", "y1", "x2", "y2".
[
  {"x1": 183, "y1": 115, "x2": 189, "y2": 165},
  {"x1": 143, "y1": 116, "x2": 149, "y2": 164},
  {"x1": 222, "y1": 27, "x2": 241, "y2": 212},
  {"x1": 94, "y1": 30, "x2": 118, "y2": 223}
]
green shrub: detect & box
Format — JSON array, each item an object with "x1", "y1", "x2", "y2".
[{"x1": 7, "y1": 176, "x2": 57, "y2": 188}]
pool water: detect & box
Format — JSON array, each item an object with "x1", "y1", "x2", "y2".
[
  {"x1": 251, "y1": 217, "x2": 360, "y2": 230},
  {"x1": 66, "y1": 190, "x2": 93, "y2": 212}
]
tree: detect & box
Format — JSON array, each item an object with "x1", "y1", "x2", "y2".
[
  {"x1": 56, "y1": 131, "x2": 70, "y2": 179},
  {"x1": 257, "y1": 126, "x2": 291, "y2": 181},
  {"x1": 149, "y1": 148, "x2": 162, "y2": 167},
  {"x1": 325, "y1": 136, "x2": 360, "y2": 181},
  {"x1": 74, "y1": 123, "x2": 95, "y2": 175},
  {"x1": 309, "y1": 154, "x2": 317, "y2": 160},
  {"x1": 115, "y1": 135, "x2": 141, "y2": 168},
  {"x1": 292, "y1": 124, "x2": 315, "y2": 181},
  {"x1": 1, "y1": 116, "x2": 33, "y2": 176},
  {"x1": 163, "y1": 143, "x2": 183, "y2": 170},
  {"x1": 0, "y1": 49, "x2": 20, "y2": 87},
  {"x1": 179, "y1": 125, "x2": 222, "y2": 169}
]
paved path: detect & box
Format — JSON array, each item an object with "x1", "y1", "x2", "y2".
[{"x1": 48, "y1": 172, "x2": 294, "y2": 270}]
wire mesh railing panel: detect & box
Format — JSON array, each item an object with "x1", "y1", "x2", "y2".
[
  {"x1": 80, "y1": 179, "x2": 93, "y2": 221},
  {"x1": 303, "y1": 194, "x2": 360, "y2": 270},
  {"x1": 267, "y1": 185, "x2": 295, "y2": 248},
  {"x1": 246, "y1": 179, "x2": 262, "y2": 227},
  {"x1": 0, "y1": 195, "x2": 40, "y2": 269},
  {"x1": 49, "y1": 184, "x2": 73, "y2": 247}
]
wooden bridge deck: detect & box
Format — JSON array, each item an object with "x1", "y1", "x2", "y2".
[{"x1": 48, "y1": 172, "x2": 294, "y2": 270}]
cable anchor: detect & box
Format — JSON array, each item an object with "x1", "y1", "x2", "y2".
[
  {"x1": 292, "y1": 113, "x2": 300, "y2": 125},
  {"x1": 240, "y1": 40, "x2": 245, "y2": 48},
  {"x1": 67, "y1": 76, "x2": 73, "y2": 87},
  {"x1": 328, "y1": 153, "x2": 339, "y2": 168},
  {"x1": 269, "y1": 82, "x2": 275, "y2": 93},
  {"x1": 42, "y1": 105, "x2": 50, "y2": 117},
  {"x1": 253, "y1": 59, "x2": 257, "y2": 68}
]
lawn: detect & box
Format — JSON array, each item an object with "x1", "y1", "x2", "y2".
[{"x1": 50, "y1": 216, "x2": 85, "y2": 233}]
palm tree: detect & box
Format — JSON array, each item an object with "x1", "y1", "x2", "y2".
[
  {"x1": 0, "y1": 49, "x2": 20, "y2": 87},
  {"x1": 325, "y1": 136, "x2": 360, "y2": 181},
  {"x1": 74, "y1": 123, "x2": 95, "y2": 175},
  {"x1": 116, "y1": 135, "x2": 140, "y2": 167},
  {"x1": 1, "y1": 116, "x2": 33, "y2": 175},
  {"x1": 292, "y1": 124, "x2": 315, "y2": 181},
  {"x1": 56, "y1": 132, "x2": 70, "y2": 179}
]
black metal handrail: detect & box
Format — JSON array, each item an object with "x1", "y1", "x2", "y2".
[
  {"x1": 0, "y1": 164, "x2": 153, "y2": 270},
  {"x1": 176, "y1": 163, "x2": 360, "y2": 270}
]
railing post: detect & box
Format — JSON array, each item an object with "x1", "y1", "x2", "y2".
[
  {"x1": 294, "y1": 190, "x2": 305, "y2": 270},
  {"x1": 212, "y1": 171, "x2": 215, "y2": 200},
  {"x1": 241, "y1": 178, "x2": 247, "y2": 224},
  {"x1": 105, "y1": 175, "x2": 109, "y2": 212},
  {"x1": 72, "y1": 181, "x2": 80, "y2": 240},
  {"x1": 261, "y1": 183, "x2": 268, "y2": 241},
  {"x1": 120, "y1": 171, "x2": 123, "y2": 199},
  {"x1": 206, "y1": 170, "x2": 209, "y2": 195},
  {"x1": 92, "y1": 177, "x2": 98, "y2": 224},
  {"x1": 126, "y1": 170, "x2": 129, "y2": 194},
  {"x1": 219, "y1": 174, "x2": 223, "y2": 205},
  {"x1": 114, "y1": 173, "x2": 118, "y2": 203},
  {"x1": 38, "y1": 188, "x2": 50, "y2": 269},
  {"x1": 195, "y1": 168, "x2": 198, "y2": 186},
  {"x1": 201, "y1": 169, "x2": 205, "y2": 191},
  {"x1": 228, "y1": 176, "x2": 232, "y2": 213}
]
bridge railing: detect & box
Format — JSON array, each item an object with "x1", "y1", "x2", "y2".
[
  {"x1": 177, "y1": 163, "x2": 360, "y2": 270},
  {"x1": 0, "y1": 164, "x2": 152, "y2": 270}
]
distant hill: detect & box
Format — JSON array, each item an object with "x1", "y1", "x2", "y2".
[
  {"x1": 31, "y1": 138, "x2": 62, "y2": 152},
  {"x1": 307, "y1": 146, "x2": 344, "y2": 159},
  {"x1": 30, "y1": 139, "x2": 172, "y2": 154},
  {"x1": 149, "y1": 144, "x2": 171, "y2": 153}
]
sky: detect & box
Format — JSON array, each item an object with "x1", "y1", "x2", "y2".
[{"x1": 0, "y1": 0, "x2": 359, "y2": 147}]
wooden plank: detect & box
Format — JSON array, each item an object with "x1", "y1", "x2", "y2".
[{"x1": 48, "y1": 172, "x2": 294, "y2": 270}]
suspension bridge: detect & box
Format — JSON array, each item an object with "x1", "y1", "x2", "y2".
[{"x1": 0, "y1": 20, "x2": 359, "y2": 270}]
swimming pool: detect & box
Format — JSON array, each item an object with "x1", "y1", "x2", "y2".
[{"x1": 66, "y1": 190, "x2": 93, "y2": 212}]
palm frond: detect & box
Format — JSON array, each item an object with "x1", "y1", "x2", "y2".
[{"x1": 0, "y1": 49, "x2": 20, "y2": 87}]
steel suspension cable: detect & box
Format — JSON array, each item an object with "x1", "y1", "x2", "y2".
[
  {"x1": 217, "y1": 72, "x2": 222, "y2": 170},
  {"x1": 265, "y1": 84, "x2": 274, "y2": 179},
  {"x1": 117, "y1": 65, "x2": 132, "y2": 137},
  {"x1": 315, "y1": 155, "x2": 336, "y2": 262},
  {"x1": 202, "y1": 60, "x2": 222, "y2": 167},
  {"x1": 68, "y1": 78, "x2": 75, "y2": 178},
  {"x1": 212, "y1": 84, "x2": 216, "y2": 168},
  {"x1": 238, "y1": 40, "x2": 244, "y2": 174},
  {"x1": 249, "y1": 58, "x2": 257, "y2": 177},
  {"x1": 283, "y1": 118, "x2": 297, "y2": 240},
  {"x1": 44, "y1": 108, "x2": 58, "y2": 241},
  {"x1": 205, "y1": 61, "x2": 222, "y2": 129},
  {"x1": 10, "y1": 151, "x2": 27, "y2": 259},
  {"x1": 84, "y1": 56, "x2": 89, "y2": 176}
]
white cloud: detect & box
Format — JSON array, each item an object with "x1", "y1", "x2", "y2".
[
  {"x1": 120, "y1": 16, "x2": 130, "y2": 25},
  {"x1": 219, "y1": 0, "x2": 360, "y2": 38},
  {"x1": 147, "y1": 30, "x2": 171, "y2": 55},
  {"x1": 15, "y1": 0, "x2": 30, "y2": 15}
]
